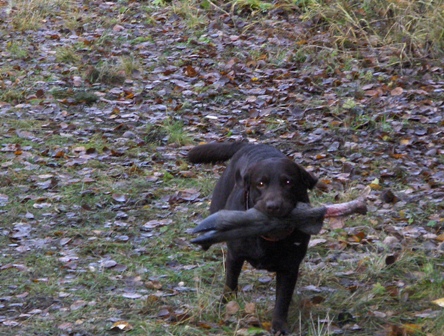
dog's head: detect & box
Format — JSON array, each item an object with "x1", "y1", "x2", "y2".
[{"x1": 236, "y1": 158, "x2": 317, "y2": 218}]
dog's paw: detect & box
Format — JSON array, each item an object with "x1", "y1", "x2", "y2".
[
  {"x1": 272, "y1": 320, "x2": 289, "y2": 335},
  {"x1": 221, "y1": 285, "x2": 237, "y2": 303}
]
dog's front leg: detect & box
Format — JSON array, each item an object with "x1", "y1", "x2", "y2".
[
  {"x1": 223, "y1": 249, "x2": 244, "y2": 302},
  {"x1": 272, "y1": 271, "x2": 299, "y2": 335}
]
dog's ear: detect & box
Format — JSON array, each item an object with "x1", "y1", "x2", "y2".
[
  {"x1": 298, "y1": 165, "x2": 318, "y2": 190},
  {"x1": 235, "y1": 169, "x2": 250, "y2": 189}
]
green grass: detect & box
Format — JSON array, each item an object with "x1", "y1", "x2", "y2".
[
  {"x1": 83, "y1": 61, "x2": 126, "y2": 85},
  {"x1": 119, "y1": 55, "x2": 142, "y2": 76},
  {"x1": 0, "y1": 88, "x2": 26, "y2": 104},
  {"x1": 300, "y1": 0, "x2": 444, "y2": 60},
  {"x1": 55, "y1": 46, "x2": 80, "y2": 64},
  {"x1": 163, "y1": 119, "x2": 193, "y2": 146},
  {"x1": 9, "y1": 0, "x2": 73, "y2": 31},
  {"x1": 171, "y1": 0, "x2": 209, "y2": 28},
  {"x1": 6, "y1": 41, "x2": 29, "y2": 59}
]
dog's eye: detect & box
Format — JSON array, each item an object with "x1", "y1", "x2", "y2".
[
  {"x1": 285, "y1": 179, "x2": 292, "y2": 186},
  {"x1": 257, "y1": 181, "x2": 266, "y2": 188}
]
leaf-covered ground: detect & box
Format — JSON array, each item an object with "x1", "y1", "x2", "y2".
[{"x1": 0, "y1": 1, "x2": 443, "y2": 335}]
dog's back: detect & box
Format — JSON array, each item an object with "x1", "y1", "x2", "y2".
[
  {"x1": 187, "y1": 141, "x2": 248, "y2": 164},
  {"x1": 188, "y1": 141, "x2": 287, "y2": 164}
]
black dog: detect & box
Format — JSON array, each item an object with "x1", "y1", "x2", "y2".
[{"x1": 188, "y1": 142, "x2": 317, "y2": 335}]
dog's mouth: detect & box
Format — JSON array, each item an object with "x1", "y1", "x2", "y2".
[
  {"x1": 266, "y1": 211, "x2": 292, "y2": 219},
  {"x1": 261, "y1": 228, "x2": 295, "y2": 242},
  {"x1": 259, "y1": 204, "x2": 297, "y2": 241},
  {"x1": 254, "y1": 202, "x2": 294, "y2": 219}
]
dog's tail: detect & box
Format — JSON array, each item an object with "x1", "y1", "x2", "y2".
[{"x1": 188, "y1": 141, "x2": 248, "y2": 164}]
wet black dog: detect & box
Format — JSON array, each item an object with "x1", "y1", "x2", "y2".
[{"x1": 188, "y1": 142, "x2": 317, "y2": 335}]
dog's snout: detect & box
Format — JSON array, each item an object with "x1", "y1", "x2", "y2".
[{"x1": 266, "y1": 200, "x2": 282, "y2": 214}]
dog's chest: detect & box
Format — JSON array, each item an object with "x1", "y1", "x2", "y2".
[{"x1": 228, "y1": 236, "x2": 306, "y2": 272}]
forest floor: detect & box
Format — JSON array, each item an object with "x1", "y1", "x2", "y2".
[{"x1": 0, "y1": 1, "x2": 443, "y2": 335}]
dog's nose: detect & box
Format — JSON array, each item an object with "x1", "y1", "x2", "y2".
[{"x1": 266, "y1": 200, "x2": 282, "y2": 214}]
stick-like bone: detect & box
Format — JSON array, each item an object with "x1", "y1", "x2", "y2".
[
  {"x1": 324, "y1": 198, "x2": 367, "y2": 218},
  {"x1": 191, "y1": 198, "x2": 367, "y2": 246}
]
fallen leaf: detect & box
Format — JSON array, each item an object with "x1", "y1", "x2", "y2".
[
  {"x1": 35, "y1": 89, "x2": 45, "y2": 98},
  {"x1": 112, "y1": 194, "x2": 127, "y2": 202},
  {"x1": 73, "y1": 76, "x2": 82, "y2": 87},
  {"x1": 110, "y1": 320, "x2": 133, "y2": 331},
  {"x1": 0, "y1": 264, "x2": 29, "y2": 272},
  {"x1": 400, "y1": 138, "x2": 412, "y2": 145},
  {"x1": 261, "y1": 321, "x2": 272, "y2": 331},
  {"x1": 402, "y1": 323, "x2": 422, "y2": 334},
  {"x1": 432, "y1": 297, "x2": 444, "y2": 307},
  {"x1": 390, "y1": 87, "x2": 404, "y2": 96},
  {"x1": 245, "y1": 302, "x2": 256, "y2": 314},
  {"x1": 113, "y1": 264, "x2": 128, "y2": 272},
  {"x1": 60, "y1": 238, "x2": 72, "y2": 246},
  {"x1": 328, "y1": 216, "x2": 345, "y2": 229},
  {"x1": 301, "y1": 285, "x2": 321, "y2": 292},
  {"x1": 121, "y1": 292, "x2": 142, "y2": 299},
  {"x1": 146, "y1": 280, "x2": 163, "y2": 290},
  {"x1": 196, "y1": 321, "x2": 214, "y2": 329},
  {"x1": 10, "y1": 223, "x2": 31, "y2": 240},
  {"x1": 113, "y1": 24, "x2": 125, "y2": 32},
  {"x1": 184, "y1": 65, "x2": 198, "y2": 77},
  {"x1": 16, "y1": 130, "x2": 36, "y2": 139},
  {"x1": 16, "y1": 292, "x2": 29, "y2": 298},
  {"x1": 3, "y1": 318, "x2": 21, "y2": 327},
  {"x1": 70, "y1": 300, "x2": 87, "y2": 311},
  {"x1": 349, "y1": 231, "x2": 366, "y2": 243},
  {"x1": 372, "y1": 311, "x2": 387, "y2": 318},
  {"x1": 385, "y1": 255, "x2": 397, "y2": 266},
  {"x1": 158, "y1": 308, "x2": 170, "y2": 318},
  {"x1": 101, "y1": 260, "x2": 117, "y2": 268},
  {"x1": 141, "y1": 219, "x2": 173, "y2": 231},
  {"x1": 309, "y1": 238, "x2": 327, "y2": 248},
  {"x1": 0, "y1": 193, "x2": 9, "y2": 206},
  {"x1": 226, "y1": 301, "x2": 240, "y2": 315}
]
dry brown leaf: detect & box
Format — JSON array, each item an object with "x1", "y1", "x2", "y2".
[
  {"x1": 244, "y1": 302, "x2": 256, "y2": 315},
  {"x1": 58, "y1": 322, "x2": 74, "y2": 330},
  {"x1": 261, "y1": 321, "x2": 272, "y2": 331},
  {"x1": 431, "y1": 297, "x2": 444, "y2": 307},
  {"x1": 197, "y1": 321, "x2": 213, "y2": 329},
  {"x1": 349, "y1": 231, "x2": 366, "y2": 243},
  {"x1": 435, "y1": 233, "x2": 444, "y2": 242},
  {"x1": 142, "y1": 219, "x2": 173, "y2": 230},
  {"x1": 146, "y1": 280, "x2": 163, "y2": 290},
  {"x1": 185, "y1": 65, "x2": 198, "y2": 77},
  {"x1": 390, "y1": 87, "x2": 404, "y2": 96},
  {"x1": 364, "y1": 89, "x2": 382, "y2": 97},
  {"x1": 328, "y1": 216, "x2": 345, "y2": 229},
  {"x1": 225, "y1": 301, "x2": 240, "y2": 315},
  {"x1": 113, "y1": 24, "x2": 125, "y2": 32},
  {"x1": 403, "y1": 323, "x2": 422, "y2": 334},
  {"x1": 110, "y1": 320, "x2": 133, "y2": 331}
]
